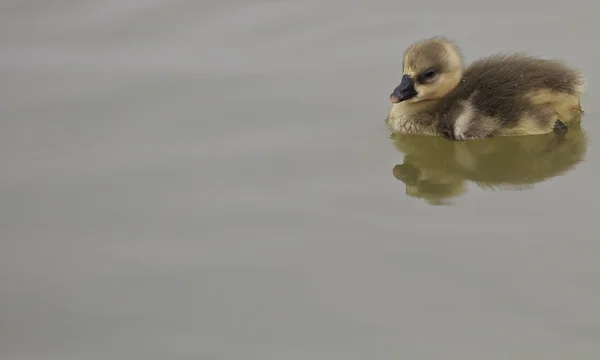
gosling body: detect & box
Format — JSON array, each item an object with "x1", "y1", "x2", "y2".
[{"x1": 386, "y1": 37, "x2": 584, "y2": 140}]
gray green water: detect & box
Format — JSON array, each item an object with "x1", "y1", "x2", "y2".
[{"x1": 1, "y1": 1, "x2": 599, "y2": 359}]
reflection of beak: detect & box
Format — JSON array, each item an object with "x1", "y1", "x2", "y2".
[
  {"x1": 392, "y1": 163, "x2": 420, "y2": 185},
  {"x1": 390, "y1": 75, "x2": 417, "y2": 103}
]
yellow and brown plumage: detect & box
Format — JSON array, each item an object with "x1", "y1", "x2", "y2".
[{"x1": 386, "y1": 37, "x2": 585, "y2": 140}]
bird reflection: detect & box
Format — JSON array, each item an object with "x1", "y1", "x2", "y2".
[{"x1": 391, "y1": 125, "x2": 588, "y2": 205}]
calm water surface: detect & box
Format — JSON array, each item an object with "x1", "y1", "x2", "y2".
[{"x1": 1, "y1": 1, "x2": 600, "y2": 359}]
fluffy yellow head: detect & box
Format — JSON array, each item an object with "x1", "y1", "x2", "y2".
[{"x1": 390, "y1": 37, "x2": 464, "y2": 104}]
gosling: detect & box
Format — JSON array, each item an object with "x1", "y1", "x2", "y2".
[{"x1": 386, "y1": 37, "x2": 585, "y2": 140}]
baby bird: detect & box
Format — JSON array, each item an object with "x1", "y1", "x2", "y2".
[{"x1": 386, "y1": 37, "x2": 585, "y2": 140}]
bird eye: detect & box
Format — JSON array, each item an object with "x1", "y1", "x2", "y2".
[{"x1": 423, "y1": 70, "x2": 436, "y2": 79}]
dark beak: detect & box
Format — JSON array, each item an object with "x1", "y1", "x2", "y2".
[{"x1": 390, "y1": 75, "x2": 417, "y2": 103}]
